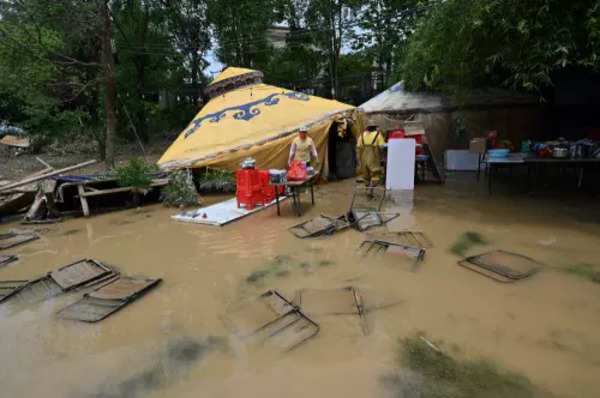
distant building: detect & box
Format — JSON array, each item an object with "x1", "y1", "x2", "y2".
[{"x1": 265, "y1": 26, "x2": 290, "y2": 49}]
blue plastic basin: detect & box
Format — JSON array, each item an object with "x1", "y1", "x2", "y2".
[{"x1": 488, "y1": 149, "x2": 510, "y2": 158}]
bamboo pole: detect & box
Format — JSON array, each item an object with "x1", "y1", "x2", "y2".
[{"x1": 0, "y1": 159, "x2": 97, "y2": 193}]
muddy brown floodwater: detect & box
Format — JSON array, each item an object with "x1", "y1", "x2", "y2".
[{"x1": 1, "y1": 175, "x2": 600, "y2": 398}]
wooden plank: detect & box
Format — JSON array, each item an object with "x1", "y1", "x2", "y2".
[
  {"x1": 77, "y1": 184, "x2": 90, "y2": 217},
  {"x1": 80, "y1": 179, "x2": 168, "y2": 198},
  {"x1": 35, "y1": 157, "x2": 53, "y2": 169},
  {"x1": 81, "y1": 186, "x2": 133, "y2": 197},
  {"x1": 25, "y1": 189, "x2": 46, "y2": 221},
  {"x1": 0, "y1": 160, "x2": 97, "y2": 193},
  {"x1": 150, "y1": 178, "x2": 169, "y2": 187}
]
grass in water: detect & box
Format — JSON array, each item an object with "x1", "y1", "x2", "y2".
[
  {"x1": 246, "y1": 270, "x2": 269, "y2": 283},
  {"x1": 451, "y1": 232, "x2": 488, "y2": 256},
  {"x1": 562, "y1": 264, "x2": 600, "y2": 284},
  {"x1": 245, "y1": 256, "x2": 335, "y2": 283},
  {"x1": 393, "y1": 336, "x2": 536, "y2": 398}
]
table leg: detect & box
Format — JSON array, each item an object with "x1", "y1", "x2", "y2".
[
  {"x1": 527, "y1": 164, "x2": 531, "y2": 192},
  {"x1": 77, "y1": 184, "x2": 90, "y2": 217},
  {"x1": 310, "y1": 184, "x2": 314, "y2": 205},
  {"x1": 295, "y1": 188, "x2": 303, "y2": 217},
  {"x1": 488, "y1": 164, "x2": 493, "y2": 194},
  {"x1": 577, "y1": 166, "x2": 584, "y2": 189},
  {"x1": 477, "y1": 154, "x2": 482, "y2": 181},
  {"x1": 274, "y1": 185, "x2": 280, "y2": 216}
]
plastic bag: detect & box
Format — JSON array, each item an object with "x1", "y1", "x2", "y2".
[{"x1": 287, "y1": 160, "x2": 308, "y2": 181}]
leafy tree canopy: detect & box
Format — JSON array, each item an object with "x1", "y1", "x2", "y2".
[{"x1": 400, "y1": 0, "x2": 600, "y2": 96}]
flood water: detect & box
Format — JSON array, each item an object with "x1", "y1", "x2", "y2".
[{"x1": 1, "y1": 175, "x2": 600, "y2": 398}]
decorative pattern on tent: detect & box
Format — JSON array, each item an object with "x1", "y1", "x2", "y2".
[{"x1": 184, "y1": 91, "x2": 311, "y2": 139}]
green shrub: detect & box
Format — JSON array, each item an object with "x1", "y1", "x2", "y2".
[
  {"x1": 114, "y1": 158, "x2": 158, "y2": 190},
  {"x1": 160, "y1": 170, "x2": 199, "y2": 207},
  {"x1": 197, "y1": 168, "x2": 236, "y2": 193}
]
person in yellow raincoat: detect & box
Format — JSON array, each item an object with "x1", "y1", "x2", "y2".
[
  {"x1": 288, "y1": 126, "x2": 318, "y2": 167},
  {"x1": 357, "y1": 124, "x2": 385, "y2": 185}
]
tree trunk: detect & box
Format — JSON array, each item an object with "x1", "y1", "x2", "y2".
[{"x1": 102, "y1": 0, "x2": 117, "y2": 169}]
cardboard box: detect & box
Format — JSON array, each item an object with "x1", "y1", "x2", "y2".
[{"x1": 469, "y1": 138, "x2": 486, "y2": 154}]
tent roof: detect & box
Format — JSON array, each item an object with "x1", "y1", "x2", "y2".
[
  {"x1": 210, "y1": 67, "x2": 258, "y2": 84},
  {"x1": 359, "y1": 82, "x2": 538, "y2": 114},
  {"x1": 158, "y1": 73, "x2": 354, "y2": 169}
]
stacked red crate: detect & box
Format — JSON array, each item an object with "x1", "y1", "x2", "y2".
[
  {"x1": 236, "y1": 169, "x2": 285, "y2": 210},
  {"x1": 236, "y1": 169, "x2": 265, "y2": 210}
]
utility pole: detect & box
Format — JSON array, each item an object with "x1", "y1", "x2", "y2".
[{"x1": 102, "y1": 0, "x2": 117, "y2": 169}]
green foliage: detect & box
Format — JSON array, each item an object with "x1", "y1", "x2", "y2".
[
  {"x1": 397, "y1": 335, "x2": 535, "y2": 398},
  {"x1": 114, "y1": 157, "x2": 158, "y2": 189},
  {"x1": 450, "y1": 117, "x2": 468, "y2": 148},
  {"x1": 562, "y1": 264, "x2": 600, "y2": 283},
  {"x1": 401, "y1": 0, "x2": 600, "y2": 95},
  {"x1": 196, "y1": 168, "x2": 236, "y2": 193},
  {"x1": 305, "y1": 0, "x2": 362, "y2": 98},
  {"x1": 208, "y1": 0, "x2": 279, "y2": 67},
  {"x1": 160, "y1": 170, "x2": 199, "y2": 207},
  {"x1": 245, "y1": 254, "x2": 336, "y2": 284},
  {"x1": 352, "y1": 0, "x2": 421, "y2": 89},
  {"x1": 0, "y1": 0, "x2": 212, "y2": 156},
  {"x1": 0, "y1": 20, "x2": 91, "y2": 148}
]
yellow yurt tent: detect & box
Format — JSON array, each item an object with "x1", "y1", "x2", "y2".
[{"x1": 158, "y1": 67, "x2": 361, "y2": 173}]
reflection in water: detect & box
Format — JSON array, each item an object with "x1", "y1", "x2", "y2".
[{"x1": 0, "y1": 176, "x2": 600, "y2": 398}]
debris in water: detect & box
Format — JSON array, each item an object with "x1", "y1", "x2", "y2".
[
  {"x1": 349, "y1": 211, "x2": 400, "y2": 232},
  {"x1": 358, "y1": 240, "x2": 425, "y2": 271},
  {"x1": 450, "y1": 231, "x2": 487, "y2": 256},
  {"x1": 0, "y1": 254, "x2": 18, "y2": 268},
  {"x1": 538, "y1": 237, "x2": 557, "y2": 246},
  {"x1": 393, "y1": 335, "x2": 537, "y2": 398},
  {"x1": 370, "y1": 231, "x2": 434, "y2": 249},
  {"x1": 0, "y1": 259, "x2": 115, "y2": 305},
  {"x1": 225, "y1": 290, "x2": 319, "y2": 352},
  {"x1": 288, "y1": 214, "x2": 353, "y2": 238},
  {"x1": 349, "y1": 186, "x2": 387, "y2": 213},
  {"x1": 0, "y1": 279, "x2": 28, "y2": 301},
  {"x1": 419, "y1": 336, "x2": 441, "y2": 353},
  {"x1": 293, "y1": 286, "x2": 368, "y2": 335},
  {"x1": 0, "y1": 229, "x2": 39, "y2": 250},
  {"x1": 57, "y1": 276, "x2": 161, "y2": 322},
  {"x1": 458, "y1": 250, "x2": 544, "y2": 283}
]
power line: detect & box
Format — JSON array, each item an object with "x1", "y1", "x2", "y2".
[{"x1": 115, "y1": 4, "x2": 429, "y2": 54}]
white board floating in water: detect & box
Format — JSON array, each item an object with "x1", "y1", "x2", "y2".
[{"x1": 172, "y1": 197, "x2": 286, "y2": 226}]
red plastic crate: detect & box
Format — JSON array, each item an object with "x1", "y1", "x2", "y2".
[
  {"x1": 236, "y1": 169, "x2": 285, "y2": 210},
  {"x1": 236, "y1": 169, "x2": 264, "y2": 210}
]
